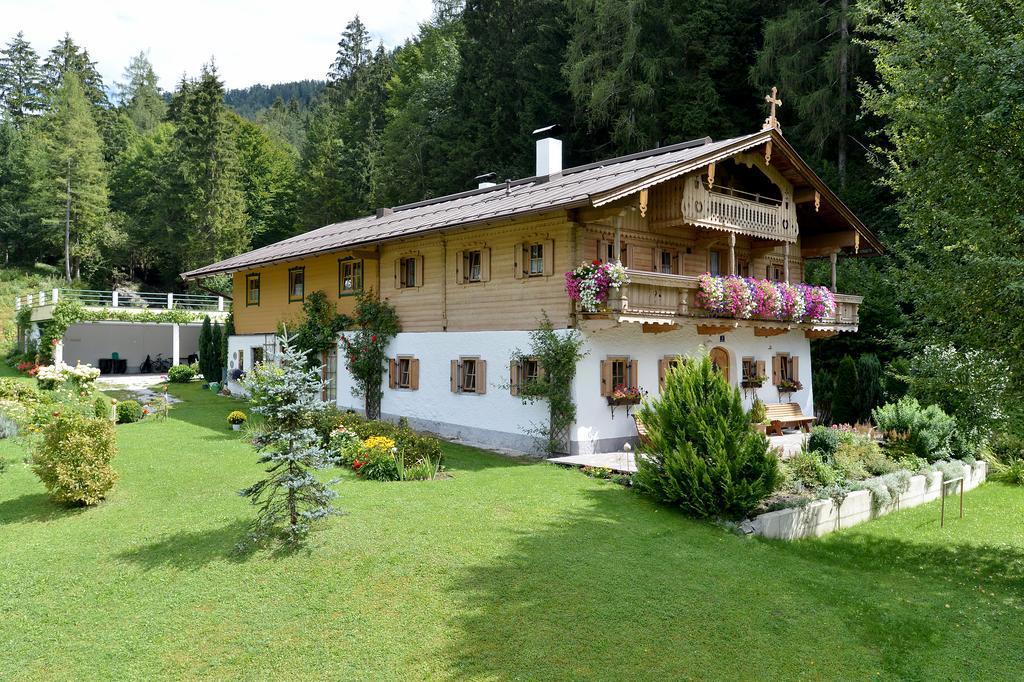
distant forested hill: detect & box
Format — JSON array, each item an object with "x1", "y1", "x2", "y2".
[{"x1": 223, "y1": 80, "x2": 325, "y2": 119}]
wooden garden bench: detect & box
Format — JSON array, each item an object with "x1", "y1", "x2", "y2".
[{"x1": 764, "y1": 402, "x2": 816, "y2": 436}]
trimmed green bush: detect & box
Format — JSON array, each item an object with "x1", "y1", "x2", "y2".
[
  {"x1": 167, "y1": 364, "x2": 196, "y2": 383},
  {"x1": 634, "y1": 352, "x2": 780, "y2": 518},
  {"x1": 749, "y1": 398, "x2": 766, "y2": 425},
  {"x1": 93, "y1": 396, "x2": 110, "y2": 419},
  {"x1": 831, "y1": 355, "x2": 860, "y2": 425},
  {"x1": 807, "y1": 425, "x2": 849, "y2": 458},
  {"x1": 32, "y1": 413, "x2": 118, "y2": 505},
  {"x1": 116, "y1": 400, "x2": 144, "y2": 424}
]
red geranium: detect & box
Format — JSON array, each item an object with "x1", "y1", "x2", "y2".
[{"x1": 352, "y1": 459, "x2": 363, "y2": 470}]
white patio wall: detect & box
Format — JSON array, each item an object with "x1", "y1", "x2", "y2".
[{"x1": 61, "y1": 322, "x2": 202, "y2": 373}]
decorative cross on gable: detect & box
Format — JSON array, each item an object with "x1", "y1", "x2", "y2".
[{"x1": 763, "y1": 87, "x2": 783, "y2": 131}]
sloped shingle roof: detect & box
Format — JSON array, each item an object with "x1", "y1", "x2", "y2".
[{"x1": 181, "y1": 128, "x2": 878, "y2": 279}]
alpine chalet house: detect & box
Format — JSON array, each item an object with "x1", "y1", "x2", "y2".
[{"x1": 182, "y1": 97, "x2": 880, "y2": 455}]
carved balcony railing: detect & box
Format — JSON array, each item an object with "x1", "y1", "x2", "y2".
[
  {"x1": 590, "y1": 270, "x2": 861, "y2": 331},
  {"x1": 680, "y1": 176, "x2": 799, "y2": 242}
]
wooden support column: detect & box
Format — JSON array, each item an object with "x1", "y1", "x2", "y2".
[
  {"x1": 783, "y1": 242, "x2": 791, "y2": 283},
  {"x1": 728, "y1": 233, "x2": 736, "y2": 275},
  {"x1": 830, "y1": 251, "x2": 838, "y2": 292},
  {"x1": 614, "y1": 214, "x2": 623, "y2": 262}
]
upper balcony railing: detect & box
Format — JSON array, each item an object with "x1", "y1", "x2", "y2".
[
  {"x1": 595, "y1": 270, "x2": 860, "y2": 329},
  {"x1": 15, "y1": 288, "x2": 229, "y2": 314},
  {"x1": 680, "y1": 176, "x2": 799, "y2": 242}
]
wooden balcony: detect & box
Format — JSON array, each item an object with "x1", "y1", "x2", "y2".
[
  {"x1": 680, "y1": 176, "x2": 799, "y2": 242},
  {"x1": 584, "y1": 270, "x2": 861, "y2": 336}
]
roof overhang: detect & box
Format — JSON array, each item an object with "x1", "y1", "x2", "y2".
[{"x1": 590, "y1": 128, "x2": 884, "y2": 256}]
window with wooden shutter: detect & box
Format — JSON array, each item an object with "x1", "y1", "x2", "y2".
[
  {"x1": 338, "y1": 258, "x2": 363, "y2": 296},
  {"x1": 479, "y1": 247, "x2": 491, "y2": 282},
  {"x1": 741, "y1": 357, "x2": 756, "y2": 381},
  {"x1": 602, "y1": 356, "x2": 633, "y2": 395},
  {"x1": 542, "y1": 239, "x2": 554, "y2": 276},
  {"x1": 773, "y1": 353, "x2": 794, "y2": 384},
  {"x1": 756, "y1": 360, "x2": 766, "y2": 381},
  {"x1": 389, "y1": 357, "x2": 416, "y2": 390},
  {"x1": 454, "y1": 357, "x2": 485, "y2": 394},
  {"x1": 658, "y1": 356, "x2": 682, "y2": 390},
  {"x1": 397, "y1": 256, "x2": 423, "y2": 288},
  {"x1": 513, "y1": 243, "x2": 525, "y2": 279},
  {"x1": 790, "y1": 356, "x2": 799, "y2": 384},
  {"x1": 409, "y1": 359, "x2": 420, "y2": 390},
  {"x1": 510, "y1": 360, "x2": 521, "y2": 396}
]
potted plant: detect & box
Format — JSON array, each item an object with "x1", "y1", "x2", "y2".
[
  {"x1": 749, "y1": 398, "x2": 768, "y2": 434},
  {"x1": 607, "y1": 385, "x2": 642, "y2": 406},
  {"x1": 227, "y1": 411, "x2": 247, "y2": 431}
]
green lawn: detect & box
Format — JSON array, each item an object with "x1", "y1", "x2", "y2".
[{"x1": 1, "y1": 375, "x2": 1023, "y2": 679}]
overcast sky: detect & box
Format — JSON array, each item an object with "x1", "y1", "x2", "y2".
[{"x1": 1, "y1": 0, "x2": 435, "y2": 90}]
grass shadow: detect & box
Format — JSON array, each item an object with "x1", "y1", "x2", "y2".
[
  {"x1": 114, "y1": 519, "x2": 263, "y2": 570},
  {"x1": 441, "y1": 485, "x2": 1024, "y2": 680},
  {"x1": 0, "y1": 492, "x2": 88, "y2": 525}
]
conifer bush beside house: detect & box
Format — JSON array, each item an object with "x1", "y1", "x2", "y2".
[
  {"x1": 831, "y1": 355, "x2": 860, "y2": 425},
  {"x1": 32, "y1": 413, "x2": 118, "y2": 505},
  {"x1": 634, "y1": 351, "x2": 780, "y2": 518},
  {"x1": 240, "y1": 333, "x2": 339, "y2": 547}
]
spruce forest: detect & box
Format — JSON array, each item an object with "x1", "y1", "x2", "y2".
[{"x1": 1, "y1": 0, "x2": 1022, "y2": 427}]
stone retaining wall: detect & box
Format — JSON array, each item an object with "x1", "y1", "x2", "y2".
[{"x1": 747, "y1": 461, "x2": 987, "y2": 540}]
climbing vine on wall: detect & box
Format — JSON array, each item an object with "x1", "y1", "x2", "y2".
[
  {"x1": 511, "y1": 314, "x2": 587, "y2": 455},
  {"x1": 340, "y1": 291, "x2": 400, "y2": 419}
]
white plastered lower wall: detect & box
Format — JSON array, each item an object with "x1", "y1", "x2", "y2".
[
  {"x1": 337, "y1": 330, "x2": 554, "y2": 455},
  {"x1": 226, "y1": 323, "x2": 815, "y2": 457},
  {"x1": 572, "y1": 323, "x2": 814, "y2": 454}
]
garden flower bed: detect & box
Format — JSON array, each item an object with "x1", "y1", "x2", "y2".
[{"x1": 746, "y1": 460, "x2": 987, "y2": 539}]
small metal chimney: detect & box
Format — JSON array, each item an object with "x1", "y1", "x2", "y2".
[
  {"x1": 475, "y1": 172, "x2": 498, "y2": 189},
  {"x1": 533, "y1": 124, "x2": 563, "y2": 179}
]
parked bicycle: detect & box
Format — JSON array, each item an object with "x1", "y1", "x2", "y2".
[{"x1": 139, "y1": 353, "x2": 172, "y2": 374}]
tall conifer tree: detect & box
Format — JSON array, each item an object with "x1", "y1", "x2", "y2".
[
  {"x1": 162, "y1": 63, "x2": 249, "y2": 280},
  {"x1": 0, "y1": 31, "x2": 45, "y2": 125},
  {"x1": 30, "y1": 73, "x2": 112, "y2": 281}
]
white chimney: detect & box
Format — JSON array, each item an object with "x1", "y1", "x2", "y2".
[
  {"x1": 475, "y1": 172, "x2": 498, "y2": 189},
  {"x1": 533, "y1": 125, "x2": 563, "y2": 178}
]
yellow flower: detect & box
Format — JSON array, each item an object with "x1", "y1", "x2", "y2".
[{"x1": 364, "y1": 435, "x2": 396, "y2": 451}]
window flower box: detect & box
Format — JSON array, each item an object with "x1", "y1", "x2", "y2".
[
  {"x1": 565, "y1": 260, "x2": 629, "y2": 313},
  {"x1": 607, "y1": 385, "x2": 642, "y2": 406},
  {"x1": 695, "y1": 273, "x2": 836, "y2": 322},
  {"x1": 777, "y1": 378, "x2": 803, "y2": 394}
]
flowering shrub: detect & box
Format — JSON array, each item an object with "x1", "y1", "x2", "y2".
[
  {"x1": 565, "y1": 260, "x2": 630, "y2": 313},
  {"x1": 35, "y1": 361, "x2": 101, "y2": 391},
  {"x1": 353, "y1": 436, "x2": 398, "y2": 481},
  {"x1": 777, "y1": 378, "x2": 804, "y2": 393},
  {"x1": 16, "y1": 360, "x2": 40, "y2": 377},
  {"x1": 695, "y1": 274, "x2": 836, "y2": 322},
  {"x1": 329, "y1": 426, "x2": 363, "y2": 465}
]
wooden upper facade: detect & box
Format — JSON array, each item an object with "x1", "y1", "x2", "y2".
[{"x1": 190, "y1": 128, "x2": 876, "y2": 336}]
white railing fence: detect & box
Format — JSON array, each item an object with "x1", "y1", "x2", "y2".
[{"x1": 14, "y1": 288, "x2": 229, "y2": 313}]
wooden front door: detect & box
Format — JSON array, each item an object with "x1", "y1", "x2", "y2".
[{"x1": 710, "y1": 346, "x2": 730, "y2": 383}]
